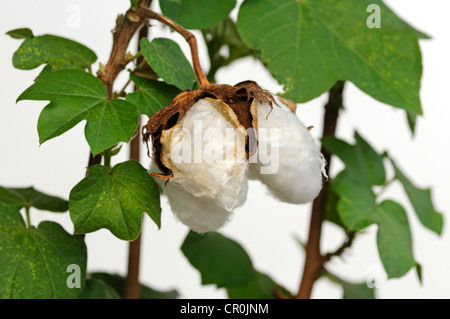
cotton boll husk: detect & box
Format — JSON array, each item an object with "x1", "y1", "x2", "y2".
[
  {"x1": 163, "y1": 98, "x2": 248, "y2": 212},
  {"x1": 250, "y1": 100, "x2": 326, "y2": 204}
]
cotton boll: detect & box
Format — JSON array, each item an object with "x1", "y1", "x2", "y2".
[
  {"x1": 250, "y1": 101, "x2": 326, "y2": 204},
  {"x1": 163, "y1": 98, "x2": 248, "y2": 212}
]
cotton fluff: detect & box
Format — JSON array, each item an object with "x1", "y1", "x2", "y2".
[
  {"x1": 156, "y1": 98, "x2": 248, "y2": 233},
  {"x1": 250, "y1": 100, "x2": 326, "y2": 204}
]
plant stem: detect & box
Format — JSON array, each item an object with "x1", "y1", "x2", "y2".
[
  {"x1": 25, "y1": 206, "x2": 31, "y2": 229},
  {"x1": 97, "y1": 0, "x2": 153, "y2": 98},
  {"x1": 296, "y1": 81, "x2": 345, "y2": 299},
  {"x1": 140, "y1": 8, "x2": 211, "y2": 88},
  {"x1": 123, "y1": 22, "x2": 148, "y2": 300},
  {"x1": 103, "y1": 148, "x2": 112, "y2": 168}
]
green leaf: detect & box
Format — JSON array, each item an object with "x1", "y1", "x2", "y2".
[
  {"x1": 342, "y1": 281, "x2": 375, "y2": 299},
  {"x1": 334, "y1": 176, "x2": 416, "y2": 278},
  {"x1": 237, "y1": 0, "x2": 423, "y2": 113},
  {"x1": 336, "y1": 176, "x2": 377, "y2": 230},
  {"x1": 0, "y1": 202, "x2": 87, "y2": 298},
  {"x1": 6, "y1": 28, "x2": 33, "y2": 39},
  {"x1": 89, "y1": 273, "x2": 179, "y2": 299},
  {"x1": 17, "y1": 69, "x2": 139, "y2": 155},
  {"x1": 160, "y1": 0, "x2": 237, "y2": 29},
  {"x1": 181, "y1": 231, "x2": 254, "y2": 287},
  {"x1": 376, "y1": 200, "x2": 415, "y2": 278},
  {"x1": 0, "y1": 186, "x2": 68, "y2": 212},
  {"x1": 69, "y1": 161, "x2": 161, "y2": 241},
  {"x1": 126, "y1": 72, "x2": 179, "y2": 117},
  {"x1": 322, "y1": 132, "x2": 386, "y2": 186},
  {"x1": 226, "y1": 272, "x2": 276, "y2": 299},
  {"x1": 79, "y1": 279, "x2": 121, "y2": 299},
  {"x1": 140, "y1": 38, "x2": 197, "y2": 91},
  {"x1": 391, "y1": 159, "x2": 443, "y2": 235},
  {"x1": 323, "y1": 269, "x2": 375, "y2": 299},
  {"x1": 12, "y1": 34, "x2": 96, "y2": 71}
]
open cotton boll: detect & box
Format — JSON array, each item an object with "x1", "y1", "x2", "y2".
[
  {"x1": 250, "y1": 101, "x2": 326, "y2": 204},
  {"x1": 161, "y1": 98, "x2": 248, "y2": 212}
]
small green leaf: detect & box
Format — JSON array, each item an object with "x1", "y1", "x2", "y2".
[
  {"x1": 0, "y1": 186, "x2": 68, "y2": 212},
  {"x1": 6, "y1": 28, "x2": 33, "y2": 39},
  {"x1": 69, "y1": 161, "x2": 161, "y2": 241},
  {"x1": 376, "y1": 200, "x2": 415, "y2": 278},
  {"x1": 79, "y1": 279, "x2": 121, "y2": 299},
  {"x1": 322, "y1": 132, "x2": 386, "y2": 186},
  {"x1": 18, "y1": 69, "x2": 139, "y2": 155},
  {"x1": 237, "y1": 0, "x2": 423, "y2": 113},
  {"x1": 226, "y1": 272, "x2": 276, "y2": 299},
  {"x1": 0, "y1": 202, "x2": 87, "y2": 298},
  {"x1": 126, "y1": 73, "x2": 179, "y2": 117},
  {"x1": 336, "y1": 176, "x2": 377, "y2": 230},
  {"x1": 12, "y1": 34, "x2": 96, "y2": 71},
  {"x1": 160, "y1": 0, "x2": 237, "y2": 29},
  {"x1": 391, "y1": 159, "x2": 443, "y2": 235},
  {"x1": 89, "y1": 273, "x2": 179, "y2": 299},
  {"x1": 140, "y1": 38, "x2": 197, "y2": 90},
  {"x1": 334, "y1": 175, "x2": 416, "y2": 278},
  {"x1": 181, "y1": 231, "x2": 254, "y2": 287}
]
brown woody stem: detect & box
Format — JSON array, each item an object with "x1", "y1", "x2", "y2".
[
  {"x1": 295, "y1": 81, "x2": 345, "y2": 299},
  {"x1": 97, "y1": 1, "x2": 153, "y2": 98},
  {"x1": 140, "y1": 8, "x2": 211, "y2": 88},
  {"x1": 122, "y1": 18, "x2": 149, "y2": 300}
]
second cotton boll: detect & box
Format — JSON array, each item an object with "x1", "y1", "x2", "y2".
[{"x1": 249, "y1": 100, "x2": 327, "y2": 204}]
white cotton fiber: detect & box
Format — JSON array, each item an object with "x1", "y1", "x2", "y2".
[
  {"x1": 154, "y1": 98, "x2": 248, "y2": 233},
  {"x1": 165, "y1": 98, "x2": 248, "y2": 212},
  {"x1": 155, "y1": 177, "x2": 238, "y2": 233},
  {"x1": 250, "y1": 100, "x2": 326, "y2": 204}
]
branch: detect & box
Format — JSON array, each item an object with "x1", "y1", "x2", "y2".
[
  {"x1": 295, "y1": 81, "x2": 345, "y2": 299},
  {"x1": 97, "y1": 0, "x2": 153, "y2": 98},
  {"x1": 323, "y1": 231, "x2": 356, "y2": 262},
  {"x1": 139, "y1": 8, "x2": 211, "y2": 88}
]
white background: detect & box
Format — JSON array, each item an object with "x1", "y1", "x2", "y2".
[{"x1": 1, "y1": 0, "x2": 449, "y2": 298}]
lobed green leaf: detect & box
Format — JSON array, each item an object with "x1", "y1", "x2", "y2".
[
  {"x1": 0, "y1": 203, "x2": 87, "y2": 298},
  {"x1": 237, "y1": 0, "x2": 423, "y2": 113},
  {"x1": 69, "y1": 161, "x2": 161, "y2": 241},
  {"x1": 18, "y1": 69, "x2": 139, "y2": 155},
  {"x1": 12, "y1": 34, "x2": 96, "y2": 71},
  {"x1": 160, "y1": 0, "x2": 237, "y2": 30},
  {"x1": 0, "y1": 186, "x2": 68, "y2": 212}
]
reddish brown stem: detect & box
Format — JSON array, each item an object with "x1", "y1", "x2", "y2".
[
  {"x1": 97, "y1": 1, "x2": 152, "y2": 98},
  {"x1": 140, "y1": 8, "x2": 211, "y2": 88},
  {"x1": 296, "y1": 81, "x2": 345, "y2": 299},
  {"x1": 122, "y1": 20, "x2": 149, "y2": 299}
]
